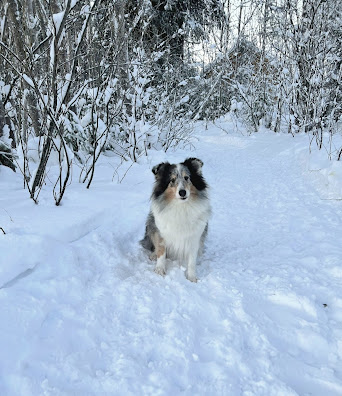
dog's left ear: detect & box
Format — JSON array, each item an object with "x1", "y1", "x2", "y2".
[
  {"x1": 183, "y1": 158, "x2": 203, "y2": 173},
  {"x1": 183, "y1": 157, "x2": 207, "y2": 190}
]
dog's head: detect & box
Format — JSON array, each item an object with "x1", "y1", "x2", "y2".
[{"x1": 152, "y1": 158, "x2": 207, "y2": 202}]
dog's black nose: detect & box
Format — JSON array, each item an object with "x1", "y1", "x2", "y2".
[{"x1": 179, "y1": 189, "x2": 186, "y2": 197}]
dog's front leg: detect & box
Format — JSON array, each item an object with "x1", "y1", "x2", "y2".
[
  {"x1": 153, "y1": 233, "x2": 166, "y2": 276},
  {"x1": 186, "y1": 245, "x2": 199, "y2": 282},
  {"x1": 155, "y1": 250, "x2": 166, "y2": 276}
]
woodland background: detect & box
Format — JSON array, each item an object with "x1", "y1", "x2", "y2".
[{"x1": 1, "y1": 0, "x2": 342, "y2": 204}]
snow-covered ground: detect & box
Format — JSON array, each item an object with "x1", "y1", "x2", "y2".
[{"x1": 1, "y1": 119, "x2": 342, "y2": 396}]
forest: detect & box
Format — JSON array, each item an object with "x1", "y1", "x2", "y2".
[{"x1": 1, "y1": 0, "x2": 342, "y2": 204}]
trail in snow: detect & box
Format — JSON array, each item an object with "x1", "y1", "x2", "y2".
[{"x1": 1, "y1": 122, "x2": 342, "y2": 395}]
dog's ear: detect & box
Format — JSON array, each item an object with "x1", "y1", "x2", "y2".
[
  {"x1": 183, "y1": 158, "x2": 203, "y2": 173},
  {"x1": 152, "y1": 162, "x2": 168, "y2": 178},
  {"x1": 182, "y1": 158, "x2": 207, "y2": 191}
]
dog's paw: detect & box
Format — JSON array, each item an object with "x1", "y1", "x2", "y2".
[
  {"x1": 154, "y1": 267, "x2": 166, "y2": 276},
  {"x1": 187, "y1": 274, "x2": 198, "y2": 283},
  {"x1": 149, "y1": 252, "x2": 157, "y2": 261}
]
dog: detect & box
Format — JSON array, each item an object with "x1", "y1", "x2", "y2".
[{"x1": 141, "y1": 158, "x2": 211, "y2": 282}]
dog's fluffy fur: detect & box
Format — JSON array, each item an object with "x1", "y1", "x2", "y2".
[{"x1": 141, "y1": 158, "x2": 211, "y2": 282}]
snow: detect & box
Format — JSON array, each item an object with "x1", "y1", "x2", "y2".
[
  {"x1": 50, "y1": 38, "x2": 55, "y2": 71},
  {"x1": 179, "y1": 95, "x2": 189, "y2": 104},
  {"x1": 52, "y1": 11, "x2": 65, "y2": 35},
  {"x1": 301, "y1": 137, "x2": 342, "y2": 201},
  {"x1": 71, "y1": 0, "x2": 79, "y2": 8},
  {"x1": 22, "y1": 74, "x2": 35, "y2": 88},
  {"x1": 1, "y1": 120, "x2": 342, "y2": 395}
]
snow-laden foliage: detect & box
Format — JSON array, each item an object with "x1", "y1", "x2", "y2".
[
  {"x1": 1, "y1": 0, "x2": 342, "y2": 203},
  {"x1": 0, "y1": 80, "x2": 16, "y2": 171}
]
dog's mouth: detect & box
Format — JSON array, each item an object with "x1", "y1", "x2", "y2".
[{"x1": 179, "y1": 196, "x2": 188, "y2": 201}]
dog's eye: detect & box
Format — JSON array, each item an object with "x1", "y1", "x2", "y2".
[
  {"x1": 170, "y1": 178, "x2": 176, "y2": 184},
  {"x1": 184, "y1": 176, "x2": 189, "y2": 181}
]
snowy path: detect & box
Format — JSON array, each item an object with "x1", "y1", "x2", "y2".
[{"x1": 1, "y1": 125, "x2": 342, "y2": 395}]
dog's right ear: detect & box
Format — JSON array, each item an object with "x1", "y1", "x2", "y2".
[{"x1": 152, "y1": 162, "x2": 168, "y2": 178}]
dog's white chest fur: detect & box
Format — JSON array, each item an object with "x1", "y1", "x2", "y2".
[{"x1": 152, "y1": 199, "x2": 210, "y2": 258}]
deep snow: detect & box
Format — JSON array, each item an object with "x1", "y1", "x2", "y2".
[{"x1": 1, "y1": 119, "x2": 342, "y2": 395}]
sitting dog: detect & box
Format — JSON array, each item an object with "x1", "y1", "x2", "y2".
[{"x1": 141, "y1": 158, "x2": 211, "y2": 282}]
